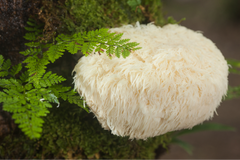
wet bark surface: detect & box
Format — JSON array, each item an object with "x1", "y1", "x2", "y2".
[{"x1": 0, "y1": 0, "x2": 34, "y2": 64}]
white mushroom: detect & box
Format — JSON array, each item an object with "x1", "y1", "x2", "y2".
[{"x1": 73, "y1": 22, "x2": 229, "y2": 139}]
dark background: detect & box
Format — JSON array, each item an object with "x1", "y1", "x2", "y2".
[{"x1": 160, "y1": 0, "x2": 240, "y2": 159}]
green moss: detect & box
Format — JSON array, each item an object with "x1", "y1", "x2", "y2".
[
  {"x1": 37, "y1": 0, "x2": 146, "y2": 40},
  {"x1": 0, "y1": 104, "x2": 171, "y2": 159},
  {"x1": 63, "y1": 0, "x2": 145, "y2": 33},
  {"x1": 36, "y1": 0, "x2": 179, "y2": 41}
]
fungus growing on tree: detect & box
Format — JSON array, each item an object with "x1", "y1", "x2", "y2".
[{"x1": 73, "y1": 22, "x2": 228, "y2": 139}]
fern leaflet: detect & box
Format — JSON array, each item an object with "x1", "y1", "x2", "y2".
[
  {"x1": 39, "y1": 71, "x2": 66, "y2": 87},
  {"x1": 10, "y1": 63, "x2": 22, "y2": 76}
]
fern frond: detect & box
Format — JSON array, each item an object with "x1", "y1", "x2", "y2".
[
  {"x1": 67, "y1": 95, "x2": 84, "y2": 106},
  {"x1": 49, "y1": 85, "x2": 89, "y2": 112},
  {"x1": 46, "y1": 43, "x2": 66, "y2": 63},
  {"x1": 81, "y1": 41, "x2": 98, "y2": 55},
  {"x1": 1, "y1": 95, "x2": 26, "y2": 113},
  {"x1": 20, "y1": 48, "x2": 42, "y2": 56},
  {"x1": 66, "y1": 41, "x2": 81, "y2": 54},
  {"x1": 25, "y1": 42, "x2": 41, "y2": 47},
  {"x1": 115, "y1": 46, "x2": 122, "y2": 58},
  {"x1": 15, "y1": 112, "x2": 44, "y2": 139},
  {"x1": 43, "y1": 93, "x2": 59, "y2": 104},
  {"x1": 10, "y1": 63, "x2": 22, "y2": 76},
  {"x1": 68, "y1": 28, "x2": 141, "y2": 58},
  {"x1": 0, "y1": 57, "x2": 11, "y2": 77},
  {"x1": 10, "y1": 101, "x2": 48, "y2": 139},
  {"x1": 56, "y1": 33, "x2": 72, "y2": 42},
  {"x1": 107, "y1": 33, "x2": 124, "y2": 45},
  {"x1": 39, "y1": 71, "x2": 66, "y2": 87},
  {"x1": 0, "y1": 70, "x2": 8, "y2": 78},
  {"x1": 24, "y1": 26, "x2": 40, "y2": 32},
  {"x1": 25, "y1": 19, "x2": 43, "y2": 31},
  {"x1": 24, "y1": 54, "x2": 49, "y2": 87},
  {"x1": 23, "y1": 19, "x2": 44, "y2": 46},
  {"x1": 59, "y1": 89, "x2": 76, "y2": 101},
  {"x1": 0, "y1": 78, "x2": 23, "y2": 91},
  {"x1": 23, "y1": 33, "x2": 37, "y2": 41},
  {"x1": 48, "y1": 85, "x2": 71, "y2": 97},
  {"x1": 118, "y1": 39, "x2": 130, "y2": 45},
  {"x1": 0, "y1": 90, "x2": 21, "y2": 104},
  {"x1": 27, "y1": 21, "x2": 37, "y2": 27},
  {"x1": 14, "y1": 88, "x2": 59, "y2": 138},
  {"x1": 122, "y1": 48, "x2": 131, "y2": 58},
  {"x1": 24, "y1": 83, "x2": 33, "y2": 91},
  {"x1": 0, "y1": 78, "x2": 54, "y2": 139},
  {"x1": 61, "y1": 90, "x2": 89, "y2": 112},
  {"x1": 19, "y1": 71, "x2": 30, "y2": 83}
]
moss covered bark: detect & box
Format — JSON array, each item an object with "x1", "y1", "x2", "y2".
[{"x1": 0, "y1": 0, "x2": 178, "y2": 158}]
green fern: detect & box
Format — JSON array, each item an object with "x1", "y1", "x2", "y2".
[
  {"x1": 74, "y1": 28, "x2": 141, "y2": 58},
  {"x1": 0, "y1": 18, "x2": 141, "y2": 139},
  {"x1": 9, "y1": 63, "x2": 22, "y2": 77},
  {"x1": 24, "y1": 54, "x2": 50, "y2": 88},
  {"x1": 21, "y1": 20, "x2": 141, "y2": 86},
  {"x1": 46, "y1": 44, "x2": 66, "y2": 63},
  {"x1": 25, "y1": 18, "x2": 44, "y2": 34},
  {"x1": 48, "y1": 28, "x2": 142, "y2": 59},
  {"x1": 0, "y1": 56, "x2": 11, "y2": 77},
  {"x1": 0, "y1": 78, "x2": 49, "y2": 138},
  {"x1": 0, "y1": 55, "x2": 84, "y2": 139},
  {"x1": 49, "y1": 85, "x2": 89, "y2": 113},
  {"x1": 39, "y1": 71, "x2": 66, "y2": 88}
]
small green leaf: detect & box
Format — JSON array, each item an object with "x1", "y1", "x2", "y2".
[
  {"x1": 115, "y1": 47, "x2": 121, "y2": 58},
  {"x1": 122, "y1": 48, "x2": 131, "y2": 58},
  {"x1": 171, "y1": 138, "x2": 193, "y2": 155},
  {"x1": 27, "y1": 21, "x2": 36, "y2": 26},
  {"x1": 227, "y1": 59, "x2": 240, "y2": 74},
  {"x1": 127, "y1": 0, "x2": 141, "y2": 10},
  {"x1": 24, "y1": 27, "x2": 37, "y2": 32},
  {"x1": 23, "y1": 33, "x2": 36, "y2": 41},
  {"x1": 25, "y1": 42, "x2": 40, "y2": 47}
]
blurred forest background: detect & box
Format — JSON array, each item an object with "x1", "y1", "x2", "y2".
[{"x1": 161, "y1": 0, "x2": 240, "y2": 159}]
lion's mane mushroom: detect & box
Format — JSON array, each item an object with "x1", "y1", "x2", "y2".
[{"x1": 73, "y1": 22, "x2": 228, "y2": 139}]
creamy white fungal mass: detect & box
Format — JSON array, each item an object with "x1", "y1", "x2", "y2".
[{"x1": 73, "y1": 22, "x2": 229, "y2": 139}]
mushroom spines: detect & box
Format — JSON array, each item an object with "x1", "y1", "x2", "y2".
[{"x1": 73, "y1": 23, "x2": 228, "y2": 139}]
